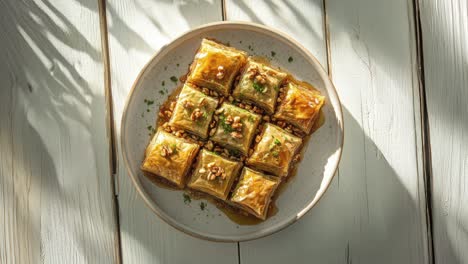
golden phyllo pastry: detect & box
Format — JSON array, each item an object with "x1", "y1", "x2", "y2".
[
  {"x1": 230, "y1": 167, "x2": 280, "y2": 220},
  {"x1": 188, "y1": 149, "x2": 242, "y2": 200},
  {"x1": 274, "y1": 82, "x2": 325, "y2": 133},
  {"x1": 169, "y1": 84, "x2": 218, "y2": 138},
  {"x1": 187, "y1": 39, "x2": 247, "y2": 96},
  {"x1": 247, "y1": 123, "x2": 302, "y2": 177},
  {"x1": 233, "y1": 58, "x2": 288, "y2": 114},
  {"x1": 141, "y1": 130, "x2": 199, "y2": 188},
  {"x1": 210, "y1": 103, "x2": 261, "y2": 155}
]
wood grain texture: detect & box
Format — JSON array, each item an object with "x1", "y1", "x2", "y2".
[
  {"x1": 105, "y1": 1, "x2": 238, "y2": 263},
  {"x1": 419, "y1": 0, "x2": 468, "y2": 263},
  {"x1": 226, "y1": 0, "x2": 430, "y2": 263},
  {"x1": 0, "y1": 0, "x2": 118, "y2": 263}
]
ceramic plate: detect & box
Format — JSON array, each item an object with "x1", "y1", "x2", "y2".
[{"x1": 121, "y1": 22, "x2": 343, "y2": 242}]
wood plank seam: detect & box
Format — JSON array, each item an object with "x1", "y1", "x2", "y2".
[
  {"x1": 412, "y1": 0, "x2": 435, "y2": 263},
  {"x1": 322, "y1": 0, "x2": 332, "y2": 78},
  {"x1": 97, "y1": 0, "x2": 122, "y2": 263}
]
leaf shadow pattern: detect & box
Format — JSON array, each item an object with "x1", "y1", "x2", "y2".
[{"x1": 0, "y1": 0, "x2": 117, "y2": 262}]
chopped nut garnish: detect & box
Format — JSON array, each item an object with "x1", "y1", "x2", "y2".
[
  {"x1": 160, "y1": 145, "x2": 173, "y2": 157},
  {"x1": 255, "y1": 74, "x2": 267, "y2": 85},
  {"x1": 205, "y1": 140, "x2": 214, "y2": 150},
  {"x1": 247, "y1": 65, "x2": 259, "y2": 79},
  {"x1": 190, "y1": 108, "x2": 204, "y2": 121},
  {"x1": 216, "y1": 65, "x2": 225, "y2": 79},
  {"x1": 293, "y1": 154, "x2": 301, "y2": 162},
  {"x1": 230, "y1": 131, "x2": 243, "y2": 139},
  {"x1": 232, "y1": 122, "x2": 242, "y2": 131},
  {"x1": 209, "y1": 128, "x2": 216, "y2": 136},
  {"x1": 164, "y1": 110, "x2": 172, "y2": 117},
  {"x1": 215, "y1": 108, "x2": 224, "y2": 115},
  {"x1": 203, "y1": 162, "x2": 226, "y2": 180},
  {"x1": 169, "y1": 101, "x2": 176, "y2": 111},
  {"x1": 225, "y1": 115, "x2": 233, "y2": 124},
  {"x1": 160, "y1": 148, "x2": 167, "y2": 157},
  {"x1": 210, "y1": 120, "x2": 216, "y2": 128},
  {"x1": 183, "y1": 100, "x2": 194, "y2": 109},
  {"x1": 229, "y1": 116, "x2": 243, "y2": 131}
]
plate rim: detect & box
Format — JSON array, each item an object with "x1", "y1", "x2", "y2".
[{"x1": 120, "y1": 21, "x2": 344, "y2": 242}]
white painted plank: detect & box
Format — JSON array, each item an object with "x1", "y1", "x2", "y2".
[
  {"x1": 0, "y1": 0, "x2": 118, "y2": 263},
  {"x1": 226, "y1": 0, "x2": 429, "y2": 263},
  {"x1": 106, "y1": 1, "x2": 238, "y2": 263},
  {"x1": 419, "y1": 0, "x2": 468, "y2": 263}
]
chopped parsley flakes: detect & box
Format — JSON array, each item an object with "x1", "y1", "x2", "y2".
[
  {"x1": 288, "y1": 56, "x2": 294, "y2": 63},
  {"x1": 274, "y1": 138, "x2": 281, "y2": 146},
  {"x1": 170, "y1": 76, "x2": 178, "y2": 83},
  {"x1": 200, "y1": 202, "x2": 207, "y2": 211},
  {"x1": 219, "y1": 115, "x2": 234, "y2": 133},
  {"x1": 183, "y1": 193, "x2": 191, "y2": 204},
  {"x1": 253, "y1": 82, "x2": 265, "y2": 93}
]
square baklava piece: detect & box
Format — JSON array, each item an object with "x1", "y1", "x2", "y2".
[
  {"x1": 230, "y1": 167, "x2": 280, "y2": 220},
  {"x1": 247, "y1": 123, "x2": 302, "y2": 177},
  {"x1": 210, "y1": 102, "x2": 261, "y2": 155},
  {"x1": 187, "y1": 39, "x2": 247, "y2": 96},
  {"x1": 141, "y1": 130, "x2": 200, "y2": 188},
  {"x1": 232, "y1": 58, "x2": 288, "y2": 114},
  {"x1": 188, "y1": 149, "x2": 242, "y2": 200},
  {"x1": 274, "y1": 82, "x2": 325, "y2": 133},
  {"x1": 168, "y1": 84, "x2": 218, "y2": 138}
]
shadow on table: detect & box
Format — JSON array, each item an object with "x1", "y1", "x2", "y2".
[{"x1": 0, "y1": 0, "x2": 117, "y2": 262}]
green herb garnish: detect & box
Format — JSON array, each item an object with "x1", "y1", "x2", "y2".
[
  {"x1": 272, "y1": 150, "x2": 280, "y2": 158},
  {"x1": 176, "y1": 63, "x2": 180, "y2": 67},
  {"x1": 162, "y1": 81, "x2": 165, "y2": 86},
  {"x1": 200, "y1": 202, "x2": 207, "y2": 211},
  {"x1": 146, "y1": 100, "x2": 154, "y2": 106},
  {"x1": 219, "y1": 115, "x2": 234, "y2": 133},
  {"x1": 229, "y1": 149, "x2": 241, "y2": 157},
  {"x1": 170, "y1": 76, "x2": 178, "y2": 83},
  {"x1": 248, "y1": 115, "x2": 255, "y2": 123},
  {"x1": 271, "y1": 51, "x2": 276, "y2": 57},
  {"x1": 147, "y1": 125, "x2": 153, "y2": 131},
  {"x1": 288, "y1": 56, "x2": 293, "y2": 63},
  {"x1": 183, "y1": 193, "x2": 191, "y2": 204},
  {"x1": 159, "y1": 90, "x2": 165, "y2": 95},
  {"x1": 252, "y1": 82, "x2": 265, "y2": 93},
  {"x1": 171, "y1": 143, "x2": 178, "y2": 154},
  {"x1": 274, "y1": 138, "x2": 281, "y2": 146},
  {"x1": 146, "y1": 109, "x2": 150, "y2": 112}
]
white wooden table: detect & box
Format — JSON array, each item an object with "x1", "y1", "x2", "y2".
[{"x1": 1, "y1": 0, "x2": 466, "y2": 263}]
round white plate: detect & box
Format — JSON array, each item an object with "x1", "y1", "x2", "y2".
[{"x1": 121, "y1": 22, "x2": 343, "y2": 242}]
